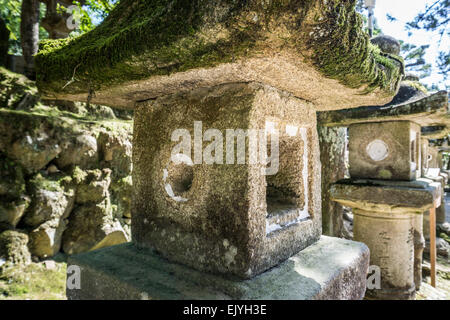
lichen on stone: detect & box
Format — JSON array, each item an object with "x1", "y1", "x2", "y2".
[
  {"x1": 0, "y1": 230, "x2": 31, "y2": 269},
  {"x1": 401, "y1": 80, "x2": 428, "y2": 94},
  {"x1": 0, "y1": 153, "x2": 26, "y2": 199}
]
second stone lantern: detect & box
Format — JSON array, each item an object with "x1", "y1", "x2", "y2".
[
  {"x1": 331, "y1": 120, "x2": 439, "y2": 300},
  {"x1": 317, "y1": 59, "x2": 449, "y2": 299}
]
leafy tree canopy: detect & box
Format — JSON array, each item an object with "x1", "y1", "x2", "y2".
[
  {"x1": 74, "y1": 0, "x2": 118, "y2": 34},
  {"x1": 406, "y1": 0, "x2": 449, "y2": 85},
  {"x1": 400, "y1": 42, "x2": 432, "y2": 79},
  {"x1": 0, "y1": 0, "x2": 118, "y2": 55},
  {"x1": 0, "y1": 0, "x2": 46, "y2": 54},
  {"x1": 359, "y1": 0, "x2": 448, "y2": 90}
]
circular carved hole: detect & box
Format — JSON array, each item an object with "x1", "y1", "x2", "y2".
[
  {"x1": 366, "y1": 139, "x2": 389, "y2": 162},
  {"x1": 167, "y1": 163, "x2": 194, "y2": 194}
]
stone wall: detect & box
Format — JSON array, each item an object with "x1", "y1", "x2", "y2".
[{"x1": 0, "y1": 67, "x2": 133, "y2": 269}]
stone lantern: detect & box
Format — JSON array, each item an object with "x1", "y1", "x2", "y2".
[
  {"x1": 332, "y1": 119, "x2": 439, "y2": 299},
  {"x1": 364, "y1": 0, "x2": 376, "y2": 8},
  {"x1": 319, "y1": 80, "x2": 448, "y2": 299},
  {"x1": 364, "y1": 0, "x2": 376, "y2": 37},
  {"x1": 36, "y1": 0, "x2": 406, "y2": 300},
  {"x1": 422, "y1": 144, "x2": 448, "y2": 242}
]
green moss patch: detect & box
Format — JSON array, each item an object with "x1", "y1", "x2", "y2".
[
  {"x1": 0, "y1": 153, "x2": 26, "y2": 199},
  {"x1": 36, "y1": 0, "x2": 403, "y2": 100},
  {"x1": 303, "y1": 2, "x2": 403, "y2": 94},
  {"x1": 0, "y1": 67, "x2": 39, "y2": 110},
  {"x1": 0, "y1": 261, "x2": 67, "y2": 300}
]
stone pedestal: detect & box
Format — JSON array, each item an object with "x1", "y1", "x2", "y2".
[
  {"x1": 437, "y1": 172, "x2": 448, "y2": 224},
  {"x1": 64, "y1": 82, "x2": 372, "y2": 300},
  {"x1": 61, "y1": 83, "x2": 369, "y2": 299},
  {"x1": 353, "y1": 209, "x2": 416, "y2": 299},
  {"x1": 66, "y1": 236, "x2": 369, "y2": 300},
  {"x1": 331, "y1": 179, "x2": 438, "y2": 299}
]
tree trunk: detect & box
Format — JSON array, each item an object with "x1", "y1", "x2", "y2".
[
  {"x1": 20, "y1": 0, "x2": 40, "y2": 79},
  {"x1": 0, "y1": 18, "x2": 9, "y2": 67}
]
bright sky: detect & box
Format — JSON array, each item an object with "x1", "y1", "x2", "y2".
[{"x1": 371, "y1": 0, "x2": 449, "y2": 90}]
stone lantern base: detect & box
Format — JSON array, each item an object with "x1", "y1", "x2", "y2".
[
  {"x1": 331, "y1": 178, "x2": 439, "y2": 300},
  {"x1": 66, "y1": 236, "x2": 369, "y2": 300},
  {"x1": 353, "y1": 208, "x2": 418, "y2": 300}
]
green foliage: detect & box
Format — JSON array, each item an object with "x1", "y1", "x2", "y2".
[
  {"x1": 400, "y1": 41, "x2": 432, "y2": 78},
  {"x1": 406, "y1": 0, "x2": 449, "y2": 83},
  {"x1": 82, "y1": 0, "x2": 116, "y2": 19},
  {"x1": 437, "y1": 51, "x2": 449, "y2": 86},
  {"x1": 74, "y1": 0, "x2": 118, "y2": 33},
  {"x1": 0, "y1": 1, "x2": 48, "y2": 55},
  {"x1": 407, "y1": 0, "x2": 449, "y2": 35},
  {"x1": 0, "y1": 0, "x2": 20, "y2": 39},
  {"x1": 0, "y1": 0, "x2": 21, "y2": 54},
  {"x1": 0, "y1": 261, "x2": 67, "y2": 300},
  {"x1": 0, "y1": 0, "x2": 117, "y2": 55}
]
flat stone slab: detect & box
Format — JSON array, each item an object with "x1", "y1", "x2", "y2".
[
  {"x1": 331, "y1": 179, "x2": 440, "y2": 214},
  {"x1": 66, "y1": 236, "x2": 369, "y2": 300}
]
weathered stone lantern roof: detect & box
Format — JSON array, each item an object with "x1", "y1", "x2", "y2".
[
  {"x1": 36, "y1": 0, "x2": 403, "y2": 111},
  {"x1": 318, "y1": 81, "x2": 449, "y2": 137}
]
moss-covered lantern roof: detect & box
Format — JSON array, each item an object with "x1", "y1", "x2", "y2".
[
  {"x1": 318, "y1": 80, "x2": 449, "y2": 137},
  {"x1": 36, "y1": 0, "x2": 404, "y2": 110},
  {"x1": 422, "y1": 125, "x2": 449, "y2": 140}
]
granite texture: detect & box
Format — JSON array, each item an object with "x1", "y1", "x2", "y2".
[
  {"x1": 330, "y1": 178, "x2": 439, "y2": 214},
  {"x1": 132, "y1": 82, "x2": 322, "y2": 279},
  {"x1": 66, "y1": 236, "x2": 370, "y2": 300},
  {"x1": 348, "y1": 121, "x2": 421, "y2": 181}
]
